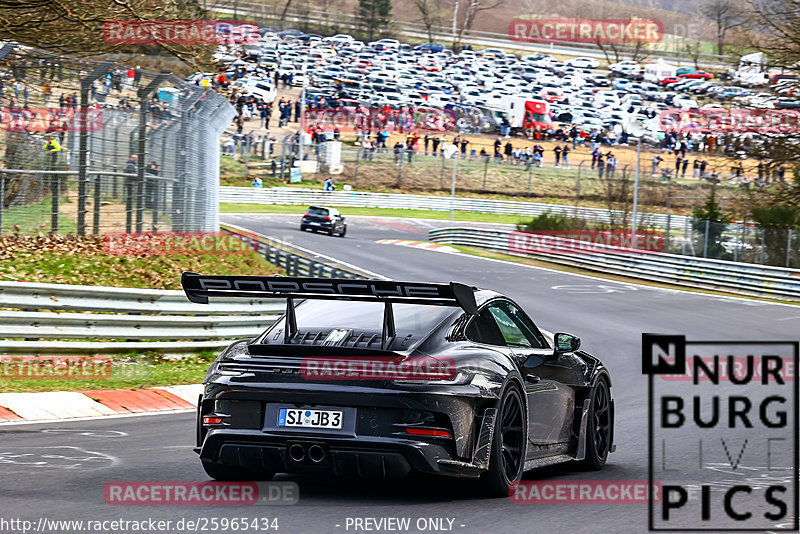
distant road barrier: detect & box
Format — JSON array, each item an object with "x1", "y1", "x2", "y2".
[
  {"x1": 220, "y1": 186, "x2": 686, "y2": 229},
  {"x1": 429, "y1": 226, "x2": 800, "y2": 301}
]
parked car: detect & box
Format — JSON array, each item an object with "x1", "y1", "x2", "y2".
[
  {"x1": 679, "y1": 71, "x2": 713, "y2": 80},
  {"x1": 566, "y1": 57, "x2": 600, "y2": 69}
]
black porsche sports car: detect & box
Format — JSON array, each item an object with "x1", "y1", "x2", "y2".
[{"x1": 183, "y1": 273, "x2": 614, "y2": 495}]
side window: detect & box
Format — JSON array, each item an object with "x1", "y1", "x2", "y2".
[
  {"x1": 487, "y1": 301, "x2": 546, "y2": 349},
  {"x1": 465, "y1": 308, "x2": 507, "y2": 346}
]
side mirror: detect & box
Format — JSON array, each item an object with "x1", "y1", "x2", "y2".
[{"x1": 554, "y1": 332, "x2": 581, "y2": 355}]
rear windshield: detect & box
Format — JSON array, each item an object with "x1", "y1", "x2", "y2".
[
  {"x1": 290, "y1": 301, "x2": 457, "y2": 338},
  {"x1": 307, "y1": 207, "x2": 329, "y2": 216}
]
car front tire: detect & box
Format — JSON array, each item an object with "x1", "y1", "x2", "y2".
[{"x1": 579, "y1": 377, "x2": 612, "y2": 470}]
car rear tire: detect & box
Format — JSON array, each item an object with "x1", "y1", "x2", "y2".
[
  {"x1": 579, "y1": 378, "x2": 612, "y2": 470},
  {"x1": 201, "y1": 460, "x2": 275, "y2": 481},
  {"x1": 300, "y1": 225, "x2": 307, "y2": 232},
  {"x1": 481, "y1": 383, "x2": 526, "y2": 497},
  {"x1": 339, "y1": 227, "x2": 346, "y2": 237}
]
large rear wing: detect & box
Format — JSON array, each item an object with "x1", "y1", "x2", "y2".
[{"x1": 181, "y1": 273, "x2": 478, "y2": 348}]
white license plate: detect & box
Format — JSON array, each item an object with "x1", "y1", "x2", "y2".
[{"x1": 277, "y1": 408, "x2": 343, "y2": 429}]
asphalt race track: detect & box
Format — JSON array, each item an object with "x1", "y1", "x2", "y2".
[{"x1": 2, "y1": 212, "x2": 798, "y2": 534}]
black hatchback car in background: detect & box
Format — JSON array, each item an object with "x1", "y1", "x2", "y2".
[{"x1": 300, "y1": 206, "x2": 347, "y2": 237}]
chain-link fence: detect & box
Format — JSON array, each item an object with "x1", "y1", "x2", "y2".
[
  {"x1": 0, "y1": 44, "x2": 234, "y2": 235},
  {"x1": 234, "y1": 134, "x2": 690, "y2": 217},
  {"x1": 665, "y1": 218, "x2": 800, "y2": 268}
]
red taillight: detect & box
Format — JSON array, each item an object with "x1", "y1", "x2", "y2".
[
  {"x1": 203, "y1": 417, "x2": 223, "y2": 425},
  {"x1": 406, "y1": 428, "x2": 451, "y2": 438},
  {"x1": 322, "y1": 216, "x2": 331, "y2": 221}
]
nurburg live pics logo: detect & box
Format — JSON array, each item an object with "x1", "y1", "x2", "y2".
[{"x1": 642, "y1": 334, "x2": 799, "y2": 531}]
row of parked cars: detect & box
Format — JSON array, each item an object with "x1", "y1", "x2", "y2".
[{"x1": 209, "y1": 27, "x2": 800, "y2": 140}]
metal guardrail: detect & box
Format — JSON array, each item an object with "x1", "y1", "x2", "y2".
[
  {"x1": 220, "y1": 222, "x2": 376, "y2": 279},
  {"x1": 429, "y1": 227, "x2": 800, "y2": 301},
  {"x1": 220, "y1": 186, "x2": 686, "y2": 229},
  {"x1": 0, "y1": 227, "x2": 370, "y2": 355}
]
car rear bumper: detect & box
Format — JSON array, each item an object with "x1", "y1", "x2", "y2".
[
  {"x1": 199, "y1": 430, "x2": 487, "y2": 479},
  {"x1": 196, "y1": 382, "x2": 499, "y2": 479}
]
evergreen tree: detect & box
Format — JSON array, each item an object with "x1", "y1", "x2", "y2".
[{"x1": 358, "y1": 0, "x2": 392, "y2": 42}]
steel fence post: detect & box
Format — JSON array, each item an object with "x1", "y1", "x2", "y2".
[
  {"x1": 78, "y1": 61, "x2": 113, "y2": 235},
  {"x1": 527, "y1": 166, "x2": 532, "y2": 196},
  {"x1": 703, "y1": 220, "x2": 709, "y2": 258},
  {"x1": 0, "y1": 173, "x2": 4, "y2": 234},
  {"x1": 787, "y1": 228, "x2": 792, "y2": 268},
  {"x1": 440, "y1": 153, "x2": 445, "y2": 189},
  {"x1": 49, "y1": 152, "x2": 59, "y2": 234},
  {"x1": 397, "y1": 146, "x2": 404, "y2": 187}
]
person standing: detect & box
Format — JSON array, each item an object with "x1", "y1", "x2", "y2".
[
  {"x1": 693, "y1": 159, "x2": 701, "y2": 179},
  {"x1": 699, "y1": 159, "x2": 707, "y2": 179},
  {"x1": 681, "y1": 157, "x2": 689, "y2": 178},
  {"x1": 432, "y1": 135, "x2": 441, "y2": 155},
  {"x1": 554, "y1": 145, "x2": 562, "y2": 167},
  {"x1": 597, "y1": 152, "x2": 606, "y2": 179},
  {"x1": 294, "y1": 99, "x2": 301, "y2": 123},
  {"x1": 423, "y1": 134, "x2": 430, "y2": 155},
  {"x1": 651, "y1": 155, "x2": 663, "y2": 176},
  {"x1": 607, "y1": 154, "x2": 617, "y2": 177},
  {"x1": 259, "y1": 102, "x2": 268, "y2": 129},
  {"x1": 561, "y1": 145, "x2": 570, "y2": 169}
]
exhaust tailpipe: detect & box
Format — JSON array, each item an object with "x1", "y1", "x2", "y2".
[
  {"x1": 308, "y1": 444, "x2": 326, "y2": 463},
  {"x1": 288, "y1": 443, "x2": 306, "y2": 462}
]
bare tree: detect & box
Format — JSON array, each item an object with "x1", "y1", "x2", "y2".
[
  {"x1": 0, "y1": 0, "x2": 212, "y2": 65},
  {"x1": 684, "y1": 41, "x2": 703, "y2": 70},
  {"x1": 450, "y1": 0, "x2": 505, "y2": 53},
  {"x1": 742, "y1": 0, "x2": 800, "y2": 68},
  {"x1": 700, "y1": 0, "x2": 744, "y2": 56},
  {"x1": 413, "y1": 0, "x2": 443, "y2": 45}
]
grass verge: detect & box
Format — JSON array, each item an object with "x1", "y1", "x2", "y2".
[
  {"x1": 220, "y1": 202, "x2": 527, "y2": 225},
  {"x1": 0, "y1": 234, "x2": 283, "y2": 288}
]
